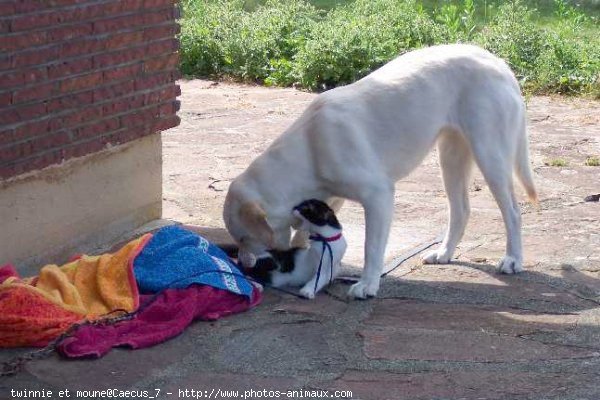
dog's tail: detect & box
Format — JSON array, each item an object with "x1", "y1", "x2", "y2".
[{"x1": 515, "y1": 115, "x2": 538, "y2": 205}]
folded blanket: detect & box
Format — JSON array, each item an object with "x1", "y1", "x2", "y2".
[
  {"x1": 134, "y1": 226, "x2": 254, "y2": 298},
  {"x1": 0, "y1": 235, "x2": 149, "y2": 347},
  {"x1": 58, "y1": 284, "x2": 262, "y2": 358}
]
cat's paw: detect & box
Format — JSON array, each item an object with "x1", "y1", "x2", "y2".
[
  {"x1": 299, "y1": 286, "x2": 316, "y2": 300},
  {"x1": 497, "y1": 255, "x2": 523, "y2": 274},
  {"x1": 347, "y1": 279, "x2": 379, "y2": 300}
]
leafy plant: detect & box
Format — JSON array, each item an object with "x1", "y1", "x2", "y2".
[{"x1": 179, "y1": 0, "x2": 600, "y2": 97}]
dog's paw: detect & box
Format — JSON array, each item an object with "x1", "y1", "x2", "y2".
[
  {"x1": 299, "y1": 286, "x2": 316, "y2": 300},
  {"x1": 421, "y1": 248, "x2": 451, "y2": 264},
  {"x1": 347, "y1": 280, "x2": 379, "y2": 300},
  {"x1": 497, "y1": 255, "x2": 524, "y2": 274}
]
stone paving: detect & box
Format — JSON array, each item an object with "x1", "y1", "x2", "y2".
[{"x1": 1, "y1": 81, "x2": 599, "y2": 400}]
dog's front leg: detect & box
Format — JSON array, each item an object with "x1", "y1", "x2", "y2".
[{"x1": 348, "y1": 186, "x2": 394, "y2": 299}]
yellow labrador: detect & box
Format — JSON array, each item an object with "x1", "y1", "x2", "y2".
[{"x1": 223, "y1": 44, "x2": 537, "y2": 299}]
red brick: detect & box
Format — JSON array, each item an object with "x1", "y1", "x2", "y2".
[
  {"x1": 59, "y1": 71, "x2": 102, "y2": 92},
  {"x1": 0, "y1": 91, "x2": 11, "y2": 107},
  {"x1": 143, "y1": 7, "x2": 176, "y2": 25},
  {"x1": 119, "y1": 0, "x2": 145, "y2": 13},
  {"x1": 1, "y1": 68, "x2": 47, "y2": 89},
  {"x1": 145, "y1": 38, "x2": 179, "y2": 57},
  {"x1": 92, "y1": 80, "x2": 134, "y2": 102},
  {"x1": 64, "y1": 105, "x2": 103, "y2": 128},
  {"x1": 102, "y1": 94, "x2": 145, "y2": 116},
  {"x1": 0, "y1": 141, "x2": 33, "y2": 164},
  {"x1": 142, "y1": 53, "x2": 179, "y2": 74},
  {"x1": 47, "y1": 90, "x2": 94, "y2": 112},
  {"x1": 0, "y1": 31, "x2": 47, "y2": 52},
  {"x1": 0, "y1": 55, "x2": 10, "y2": 70},
  {"x1": 144, "y1": 0, "x2": 176, "y2": 8},
  {"x1": 158, "y1": 101, "x2": 175, "y2": 117},
  {"x1": 105, "y1": 31, "x2": 144, "y2": 50},
  {"x1": 0, "y1": 128, "x2": 15, "y2": 145},
  {"x1": 12, "y1": 46, "x2": 59, "y2": 68},
  {"x1": 119, "y1": 106, "x2": 160, "y2": 128},
  {"x1": 106, "y1": 126, "x2": 149, "y2": 145},
  {"x1": 103, "y1": 63, "x2": 142, "y2": 82},
  {"x1": 145, "y1": 85, "x2": 179, "y2": 105},
  {"x1": 12, "y1": 82, "x2": 57, "y2": 104},
  {"x1": 0, "y1": 103, "x2": 47, "y2": 126},
  {"x1": 0, "y1": 20, "x2": 9, "y2": 34},
  {"x1": 61, "y1": 38, "x2": 103, "y2": 58},
  {"x1": 134, "y1": 72, "x2": 171, "y2": 91},
  {"x1": 31, "y1": 130, "x2": 71, "y2": 153},
  {"x1": 14, "y1": 120, "x2": 50, "y2": 141},
  {"x1": 93, "y1": 14, "x2": 144, "y2": 34},
  {"x1": 93, "y1": 46, "x2": 146, "y2": 68},
  {"x1": 74, "y1": 117, "x2": 120, "y2": 141},
  {"x1": 0, "y1": 164, "x2": 19, "y2": 179},
  {"x1": 13, "y1": 2, "x2": 48, "y2": 13},
  {"x1": 153, "y1": 114, "x2": 179, "y2": 132},
  {"x1": 48, "y1": 23, "x2": 93, "y2": 42},
  {"x1": 143, "y1": 23, "x2": 179, "y2": 41},
  {"x1": 10, "y1": 12, "x2": 55, "y2": 32},
  {"x1": 76, "y1": 2, "x2": 123, "y2": 21},
  {"x1": 48, "y1": 58, "x2": 93, "y2": 79},
  {"x1": 0, "y1": 2, "x2": 16, "y2": 16},
  {"x1": 68, "y1": 139, "x2": 106, "y2": 159}
]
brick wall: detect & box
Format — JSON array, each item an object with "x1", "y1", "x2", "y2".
[{"x1": 0, "y1": 0, "x2": 181, "y2": 179}]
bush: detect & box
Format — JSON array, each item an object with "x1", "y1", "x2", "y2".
[
  {"x1": 291, "y1": 0, "x2": 447, "y2": 90},
  {"x1": 179, "y1": 0, "x2": 318, "y2": 81},
  {"x1": 475, "y1": 2, "x2": 547, "y2": 86},
  {"x1": 180, "y1": 0, "x2": 600, "y2": 97}
]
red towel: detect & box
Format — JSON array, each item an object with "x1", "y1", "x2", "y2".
[{"x1": 57, "y1": 284, "x2": 262, "y2": 358}]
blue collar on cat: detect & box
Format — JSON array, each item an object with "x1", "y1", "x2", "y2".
[{"x1": 309, "y1": 233, "x2": 342, "y2": 242}]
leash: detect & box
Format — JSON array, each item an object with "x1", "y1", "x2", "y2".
[
  {"x1": 309, "y1": 233, "x2": 341, "y2": 294},
  {"x1": 337, "y1": 232, "x2": 444, "y2": 283}
]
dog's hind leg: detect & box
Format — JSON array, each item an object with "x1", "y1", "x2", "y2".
[
  {"x1": 470, "y1": 128, "x2": 524, "y2": 275},
  {"x1": 422, "y1": 130, "x2": 473, "y2": 264}
]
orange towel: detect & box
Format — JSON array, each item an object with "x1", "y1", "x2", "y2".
[{"x1": 0, "y1": 234, "x2": 150, "y2": 348}]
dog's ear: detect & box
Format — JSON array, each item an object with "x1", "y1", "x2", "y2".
[{"x1": 239, "y1": 201, "x2": 275, "y2": 247}]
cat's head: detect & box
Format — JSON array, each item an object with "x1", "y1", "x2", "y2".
[{"x1": 292, "y1": 199, "x2": 342, "y2": 232}]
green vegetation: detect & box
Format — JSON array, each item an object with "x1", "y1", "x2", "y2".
[
  {"x1": 584, "y1": 156, "x2": 600, "y2": 166},
  {"x1": 545, "y1": 158, "x2": 569, "y2": 166},
  {"x1": 179, "y1": 0, "x2": 600, "y2": 96}
]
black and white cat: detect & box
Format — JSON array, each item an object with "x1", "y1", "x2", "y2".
[{"x1": 246, "y1": 199, "x2": 347, "y2": 299}]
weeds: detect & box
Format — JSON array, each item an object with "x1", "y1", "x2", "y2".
[
  {"x1": 180, "y1": 0, "x2": 600, "y2": 96},
  {"x1": 584, "y1": 156, "x2": 600, "y2": 166},
  {"x1": 545, "y1": 158, "x2": 569, "y2": 167}
]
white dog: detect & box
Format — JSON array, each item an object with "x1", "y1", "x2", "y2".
[{"x1": 223, "y1": 44, "x2": 537, "y2": 299}]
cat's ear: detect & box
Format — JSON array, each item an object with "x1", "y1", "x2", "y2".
[{"x1": 239, "y1": 201, "x2": 275, "y2": 247}]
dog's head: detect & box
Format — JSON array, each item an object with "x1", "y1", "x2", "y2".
[{"x1": 223, "y1": 184, "x2": 293, "y2": 268}]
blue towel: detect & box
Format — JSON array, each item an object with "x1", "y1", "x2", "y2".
[{"x1": 133, "y1": 226, "x2": 253, "y2": 298}]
